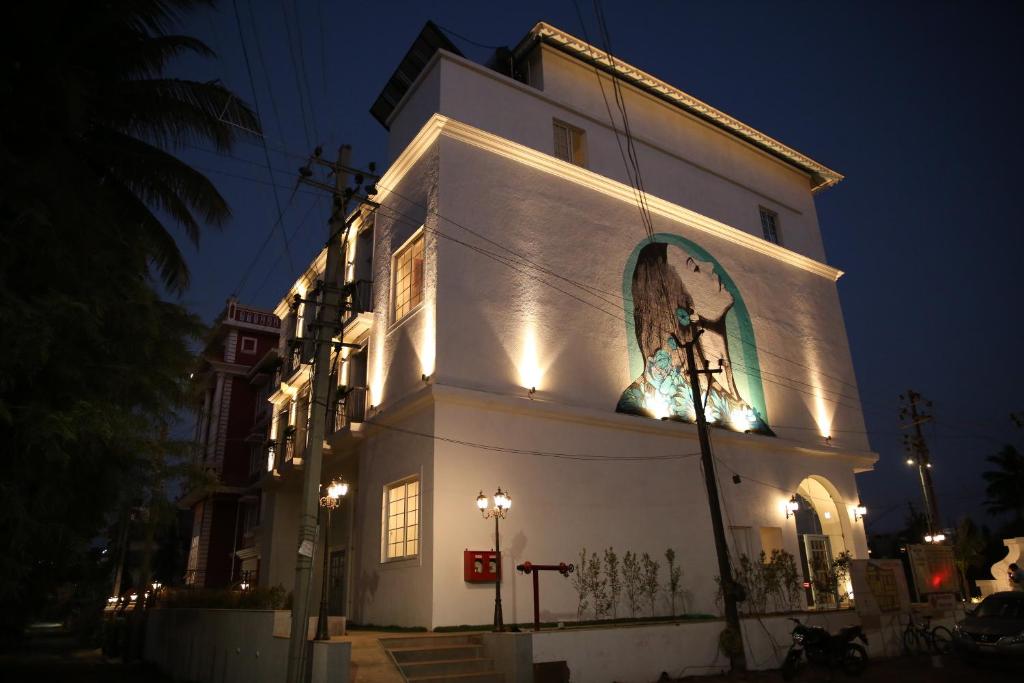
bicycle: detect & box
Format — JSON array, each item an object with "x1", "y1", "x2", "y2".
[{"x1": 902, "y1": 613, "x2": 953, "y2": 655}]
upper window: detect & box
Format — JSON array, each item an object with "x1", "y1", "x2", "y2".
[
  {"x1": 393, "y1": 232, "x2": 424, "y2": 322},
  {"x1": 759, "y1": 207, "x2": 781, "y2": 245},
  {"x1": 240, "y1": 336, "x2": 257, "y2": 354},
  {"x1": 553, "y1": 120, "x2": 586, "y2": 167},
  {"x1": 383, "y1": 477, "x2": 420, "y2": 561}
]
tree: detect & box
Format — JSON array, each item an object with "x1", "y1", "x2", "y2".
[
  {"x1": 641, "y1": 552, "x2": 660, "y2": 617},
  {"x1": 982, "y1": 445, "x2": 1024, "y2": 531},
  {"x1": 0, "y1": 0, "x2": 256, "y2": 640},
  {"x1": 953, "y1": 517, "x2": 986, "y2": 598},
  {"x1": 603, "y1": 547, "x2": 621, "y2": 619},
  {"x1": 622, "y1": 551, "x2": 642, "y2": 618},
  {"x1": 665, "y1": 548, "x2": 683, "y2": 616}
]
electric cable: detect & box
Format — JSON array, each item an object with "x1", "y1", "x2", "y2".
[{"x1": 230, "y1": 0, "x2": 295, "y2": 275}]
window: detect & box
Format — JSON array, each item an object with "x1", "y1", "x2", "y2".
[
  {"x1": 760, "y1": 526, "x2": 785, "y2": 560},
  {"x1": 553, "y1": 119, "x2": 586, "y2": 166},
  {"x1": 759, "y1": 207, "x2": 781, "y2": 245},
  {"x1": 240, "y1": 336, "x2": 257, "y2": 354},
  {"x1": 392, "y1": 232, "x2": 424, "y2": 322},
  {"x1": 729, "y1": 525, "x2": 753, "y2": 561},
  {"x1": 383, "y1": 477, "x2": 420, "y2": 560}
]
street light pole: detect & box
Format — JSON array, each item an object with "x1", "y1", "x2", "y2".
[
  {"x1": 315, "y1": 479, "x2": 348, "y2": 641},
  {"x1": 476, "y1": 488, "x2": 511, "y2": 632}
]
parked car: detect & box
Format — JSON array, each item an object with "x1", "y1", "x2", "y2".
[{"x1": 952, "y1": 591, "x2": 1024, "y2": 661}]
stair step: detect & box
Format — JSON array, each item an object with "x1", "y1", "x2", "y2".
[
  {"x1": 389, "y1": 644, "x2": 483, "y2": 663},
  {"x1": 401, "y1": 657, "x2": 495, "y2": 678},
  {"x1": 405, "y1": 672, "x2": 503, "y2": 683},
  {"x1": 382, "y1": 633, "x2": 483, "y2": 650}
]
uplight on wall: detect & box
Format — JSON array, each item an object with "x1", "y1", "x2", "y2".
[{"x1": 517, "y1": 326, "x2": 543, "y2": 393}]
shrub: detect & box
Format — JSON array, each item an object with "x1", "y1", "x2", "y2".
[
  {"x1": 622, "y1": 551, "x2": 642, "y2": 618},
  {"x1": 155, "y1": 584, "x2": 287, "y2": 610},
  {"x1": 665, "y1": 548, "x2": 683, "y2": 616},
  {"x1": 641, "y1": 552, "x2": 660, "y2": 617},
  {"x1": 603, "y1": 548, "x2": 621, "y2": 619},
  {"x1": 570, "y1": 547, "x2": 589, "y2": 621}
]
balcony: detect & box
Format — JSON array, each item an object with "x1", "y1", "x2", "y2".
[
  {"x1": 340, "y1": 280, "x2": 374, "y2": 340},
  {"x1": 332, "y1": 386, "x2": 367, "y2": 433},
  {"x1": 227, "y1": 300, "x2": 281, "y2": 331}
]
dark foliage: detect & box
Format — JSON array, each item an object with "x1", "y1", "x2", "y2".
[{"x1": 0, "y1": 0, "x2": 256, "y2": 640}]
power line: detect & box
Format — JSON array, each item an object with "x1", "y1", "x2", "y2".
[
  {"x1": 230, "y1": 0, "x2": 294, "y2": 275},
  {"x1": 279, "y1": 0, "x2": 315, "y2": 147},
  {"x1": 243, "y1": 0, "x2": 287, "y2": 143},
  {"x1": 234, "y1": 181, "x2": 302, "y2": 296},
  {"x1": 360, "y1": 420, "x2": 703, "y2": 462}
]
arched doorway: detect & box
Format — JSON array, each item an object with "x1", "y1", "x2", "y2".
[{"x1": 794, "y1": 476, "x2": 849, "y2": 607}]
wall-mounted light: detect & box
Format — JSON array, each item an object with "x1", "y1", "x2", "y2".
[
  {"x1": 854, "y1": 503, "x2": 867, "y2": 521},
  {"x1": 785, "y1": 495, "x2": 800, "y2": 519},
  {"x1": 925, "y1": 533, "x2": 946, "y2": 544},
  {"x1": 823, "y1": 511, "x2": 832, "y2": 520},
  {"x1": 528, "y1": 387, "x2": 536, "y2": 398},
  {"x1": 824, "y1": 435, "x2": 833, "y2": 446},
  {"x1": 421, "y1": 373, "x2": 431, "y2": 384}
]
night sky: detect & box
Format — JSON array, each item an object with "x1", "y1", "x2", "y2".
[{"x1": 170, "y1": 1, "x2": 1023, "y2": 533}]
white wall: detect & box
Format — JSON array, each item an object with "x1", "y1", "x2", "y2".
[
  {"x1": 389, "y1": 50, "x2": 827, "y2": 263},
  {"x1": 426, "y1": 388, "x2": 868, "y2": 629},
  {"x1": 431, "y1": 135, "x2": 868, "y2": 452},
  {"x1": 351, "y1": 400, "x2": 435, "y2": 627}
]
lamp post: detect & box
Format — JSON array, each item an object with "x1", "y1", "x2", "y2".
[
  {"x1": 315, "y1": 478, "x2": 348, "y2": 640},
  {"x1": 476, "y1": 488, "x2": 511, "y2": 632}
]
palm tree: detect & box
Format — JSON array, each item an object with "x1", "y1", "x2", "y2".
[
  {"x1": 1, "y1": 0, "x2": 259, "y2": 290},
  {"x1": 982, "y1": 445, "x2": 1024, "y2": 529}
]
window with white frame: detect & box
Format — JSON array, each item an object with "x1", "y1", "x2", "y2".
[
  {"x1": 759, "y1": 207, "x2": 781, "y2": 245},
  {"x1": 392, "y1": 232, "x2": 424, "y2": 322},
  {"x1": 553, "y1": 119, "x2": 586, "y2": 166},
  {"x1": 240, "y1": 335, "x2": 257, "y2": 354},
  {"x1": 383, "y1": 477, "x2": 419, "y2": 560}
]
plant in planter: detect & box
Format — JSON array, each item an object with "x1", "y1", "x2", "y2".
[
  {"x1": 641, "y1": 552, "x2": 660, "y2": 617},
  {"x1": 603, "y1": 547, "x2": 621, "y2": 619},
  {"x1": 768, "y1": 549, "x2": 803, "y2": 612},
  {"x1": 622, "y1": 551, "x2": 643, "y2": 618}
]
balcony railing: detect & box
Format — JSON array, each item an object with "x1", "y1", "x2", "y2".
[
  {"x1": 228, "y1": 301, "x2": 281, "y2": 329},
  {"x1": 341, "y1": 280, "x2": 373, "y2": 325},
  {"x1": 332, "y1": 386, "x2": 367, "y2": 432}
]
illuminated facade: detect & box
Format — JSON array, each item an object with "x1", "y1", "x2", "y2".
[{"x1": 254, "y1": 22, "x2": 877, "y2": 629}]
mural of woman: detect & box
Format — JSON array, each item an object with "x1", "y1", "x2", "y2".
[{"x1": 617, "y1": 241, "x2": 772, "y2": 434}]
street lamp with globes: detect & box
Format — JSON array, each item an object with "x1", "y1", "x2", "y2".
[
  {"x1": 315, "y1": 478, "x2": 348, "y2": 640},
  {"x1": 476, "y1": 488, "x2": 511, "y2": 632}
]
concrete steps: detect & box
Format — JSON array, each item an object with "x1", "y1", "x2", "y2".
[{"x1": 380, "y1": 634, "x2": 503, "y2": 683}]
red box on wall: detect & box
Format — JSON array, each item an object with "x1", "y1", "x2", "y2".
[{"x1": 464, "y1": 550, "x2": 500, "y2": 582}]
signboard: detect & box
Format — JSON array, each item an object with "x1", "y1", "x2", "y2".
[
  {"x1": 907, "y1": 544, "x2": 957, "y2": 596},
  {"x1": 927, "y1": 592, "x2": 957, "y2": 612},
  {"x1": 850, "y1": 559, "x2": 911, "y2": 616},
  {"x1": 464, "y1": 550, "x2": 500, "y2": 583}
]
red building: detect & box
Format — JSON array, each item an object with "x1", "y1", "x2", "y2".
[{"x1": 182, "y1": 298, "x2": 280, "y2": 588}]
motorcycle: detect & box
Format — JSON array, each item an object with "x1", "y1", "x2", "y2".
[{"x1": 781, "y1": 617, "x2": 869, "y2": 680}]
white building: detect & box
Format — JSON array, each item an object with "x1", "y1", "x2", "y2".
[{"x1": 255, "y1": 21, "x2": 877, "y2": 631}]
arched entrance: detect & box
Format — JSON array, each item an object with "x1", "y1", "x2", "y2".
[{"x1": 794, "y1": 476, "x2": 849, "y2": 607}]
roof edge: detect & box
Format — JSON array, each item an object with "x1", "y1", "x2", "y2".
[{"x1": 527, "y1": 22, "x2": 844, "y2": 193}]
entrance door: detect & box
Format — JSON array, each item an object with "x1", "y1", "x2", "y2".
[
  {"x1": 802, "y1": 534, "x2": 834, "y2": 607},
  {"x1": 328, "y1": 549, "x2": 346, "y2": 615}
]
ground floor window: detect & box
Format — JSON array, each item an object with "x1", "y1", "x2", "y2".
[{"x1": 383, "y1": 477, "x2": 419, "y2": 560}]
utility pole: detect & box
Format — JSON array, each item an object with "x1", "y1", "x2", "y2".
[
  {"x1": 680, "y1": 327, "x2": 747, "y2": 673},
  {"x1": 900, "y1": 390, "x2": 940, "y2": 536},
  {"x1": 285, "y1": 144, "x2": 351, "y2": 683}
]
